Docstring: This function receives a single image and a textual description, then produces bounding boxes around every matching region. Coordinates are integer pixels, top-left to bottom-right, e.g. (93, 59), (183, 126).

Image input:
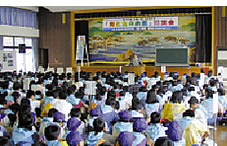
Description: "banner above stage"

(102, 17), (178, 31)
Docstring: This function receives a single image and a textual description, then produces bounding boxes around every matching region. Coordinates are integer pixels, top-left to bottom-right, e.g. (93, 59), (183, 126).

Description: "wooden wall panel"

(38, 7), (71, 69)
(214, 6), (227, 75)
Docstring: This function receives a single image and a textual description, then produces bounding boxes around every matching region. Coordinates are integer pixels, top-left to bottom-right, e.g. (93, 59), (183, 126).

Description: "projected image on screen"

(156, 48), (188, 66)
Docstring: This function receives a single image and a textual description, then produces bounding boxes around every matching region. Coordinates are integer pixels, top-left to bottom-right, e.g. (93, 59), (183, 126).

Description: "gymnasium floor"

(216, 125), (227, 145)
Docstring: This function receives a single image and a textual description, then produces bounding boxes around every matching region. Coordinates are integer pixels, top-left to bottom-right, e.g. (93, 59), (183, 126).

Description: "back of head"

(59, 91), (67, 100)
(45, 125), (60, 141)
(70, 108), (81, 118)
(13, 82), (21, 90)
(155, 137), (173, 146)
(146, 90), (158, 104)
(26, 90), (35, 99)
(217, 88), (225, 96)
(171, 91), (183, 103)
(93, 117), (105, 134)
(132, 99), (142, 110)
(205, 88), (214, 99)
(48, 108), (58, 117)
(188, 96), (199, 106)
(150, 112), (161, 123)
(18, 112), (33, 130)
(0, 136), (12, 146)
(105, 97), (116, 107)
(183, 109), (195, 117)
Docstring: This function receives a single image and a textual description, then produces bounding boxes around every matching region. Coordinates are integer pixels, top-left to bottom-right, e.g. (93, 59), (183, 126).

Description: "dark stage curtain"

(195, 14), (212, 63)
(75, 20), (89, 60)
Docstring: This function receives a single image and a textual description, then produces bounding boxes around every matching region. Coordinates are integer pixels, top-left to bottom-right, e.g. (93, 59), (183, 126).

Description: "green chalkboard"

(156, 48), (189, 66)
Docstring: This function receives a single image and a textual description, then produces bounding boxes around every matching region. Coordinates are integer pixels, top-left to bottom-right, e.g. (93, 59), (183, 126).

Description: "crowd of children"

(0, 69), (226, 146)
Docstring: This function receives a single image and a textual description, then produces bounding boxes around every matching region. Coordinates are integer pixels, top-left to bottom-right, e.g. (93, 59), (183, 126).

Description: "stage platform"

(73, 65), (207, 79)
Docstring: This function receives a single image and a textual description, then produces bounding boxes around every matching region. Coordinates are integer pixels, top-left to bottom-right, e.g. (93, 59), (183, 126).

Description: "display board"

(0, 50), (17, 71)
(89, 16), (196, 63)
(156, 48), (189, 66)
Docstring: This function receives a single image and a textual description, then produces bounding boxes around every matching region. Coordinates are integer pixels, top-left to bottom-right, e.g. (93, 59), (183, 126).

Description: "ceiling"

(14, 6), (135, 13)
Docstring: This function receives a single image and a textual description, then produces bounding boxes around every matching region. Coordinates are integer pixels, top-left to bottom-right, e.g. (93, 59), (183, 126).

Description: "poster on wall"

(89, 16), (196, 63)
(0, 50), (17, 71)
(103, 17), (178, 31)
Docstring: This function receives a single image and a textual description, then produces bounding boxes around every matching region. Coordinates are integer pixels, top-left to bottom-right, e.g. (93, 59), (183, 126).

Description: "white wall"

(0, 25), (39, 38)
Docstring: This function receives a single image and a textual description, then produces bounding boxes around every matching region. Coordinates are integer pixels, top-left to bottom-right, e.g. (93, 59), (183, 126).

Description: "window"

(25, 38), (32, 47)
(3, 37), (14, 46)
(14, 37), (24, 46)
(3, 36), (34, 72)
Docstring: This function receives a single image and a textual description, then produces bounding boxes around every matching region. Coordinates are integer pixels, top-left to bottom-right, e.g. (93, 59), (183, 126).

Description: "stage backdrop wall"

(88, 16), (196, 63)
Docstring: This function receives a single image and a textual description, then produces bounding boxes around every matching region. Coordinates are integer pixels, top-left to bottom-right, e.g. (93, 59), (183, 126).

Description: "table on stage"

(122, 64), (146, 75)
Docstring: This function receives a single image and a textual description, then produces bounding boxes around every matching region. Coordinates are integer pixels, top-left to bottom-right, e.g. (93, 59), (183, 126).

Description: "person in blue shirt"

(145, 90), (160, 117)
(66, 87), (77, 106)
(217, 88), (227, 115)
(86, 117), (106, 146)
(99, 97), (119, 133)
(113, 110), (133, 137)
(69, 108), (86, 135)
(66, 130), (87, 146)
(12, 112), (39, 146)
(132, 118), (148, 146)
(146, 112), (166, 142)
(39, 108), (58, 138)
(42, 91), (54, 106)
(136, 86), (147, 107)
(131, 99), (144, 119)
(201, 88), (215, 125)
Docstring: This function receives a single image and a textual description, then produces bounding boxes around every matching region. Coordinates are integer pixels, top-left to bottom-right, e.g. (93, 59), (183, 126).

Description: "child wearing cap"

(166, 120), (185, 146)
(146, 112), (166, 142)
(63, 117), (83, 139)
(115, 131), (136, 146)
(112, 110), (133, 137)
(69, 108), (86, 135)
(52, 112), (67, 139)
(66, 130), (86, 146)
(88, 108), (102, 130)
(132, 118), (148, 146)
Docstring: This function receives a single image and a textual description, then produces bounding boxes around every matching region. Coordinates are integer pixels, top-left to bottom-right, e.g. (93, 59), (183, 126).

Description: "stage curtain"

(0, 7), (37, 28)
(195, 14), (212, 63)
(32, 38), (38, 71)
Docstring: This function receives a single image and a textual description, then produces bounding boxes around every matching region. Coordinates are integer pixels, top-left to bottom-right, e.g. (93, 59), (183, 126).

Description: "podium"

(123, 64), (146, 75)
